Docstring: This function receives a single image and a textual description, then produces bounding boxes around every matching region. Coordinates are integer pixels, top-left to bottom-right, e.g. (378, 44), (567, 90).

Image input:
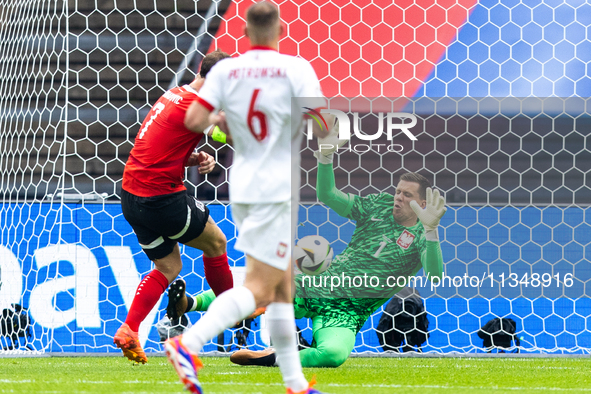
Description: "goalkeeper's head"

(245, 1), (283, 47)
(393, 172), (431, 226)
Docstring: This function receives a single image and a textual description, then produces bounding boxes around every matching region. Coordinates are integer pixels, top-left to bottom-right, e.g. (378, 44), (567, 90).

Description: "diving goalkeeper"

(167, 131), (446, 367)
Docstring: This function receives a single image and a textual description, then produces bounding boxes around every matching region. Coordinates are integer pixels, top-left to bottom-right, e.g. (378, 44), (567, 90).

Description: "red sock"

(125, 269), (169, 332)
(203, 252), (233, 296)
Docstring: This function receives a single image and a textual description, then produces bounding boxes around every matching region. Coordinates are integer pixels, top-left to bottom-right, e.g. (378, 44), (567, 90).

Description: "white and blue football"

(294, 235), (334, 276)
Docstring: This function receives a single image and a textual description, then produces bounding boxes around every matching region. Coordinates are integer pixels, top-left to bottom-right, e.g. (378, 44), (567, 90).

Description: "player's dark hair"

(199, 50), (230, 78)
(400, 172), (431, 200)
(246, 1), (279, 36)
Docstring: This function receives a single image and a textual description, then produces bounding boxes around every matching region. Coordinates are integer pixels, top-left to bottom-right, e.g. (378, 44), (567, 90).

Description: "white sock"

(181, 286), (255, 353)
(267, 302), (308, 392)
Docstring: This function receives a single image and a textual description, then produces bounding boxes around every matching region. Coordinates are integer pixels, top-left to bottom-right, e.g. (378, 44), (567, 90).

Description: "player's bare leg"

(229, 264), (292, 368)
(165, 218), (233, 321)
(248, 262), (315, 393)
(165, 255), (267, 392)
(166, 255), (315, 393)
(177, 255), (282, 347)
(167, 284), (266, 322)
(153, 244), (184, 282)
(184, 217), (233, 296)
(185, 217), (226, 257)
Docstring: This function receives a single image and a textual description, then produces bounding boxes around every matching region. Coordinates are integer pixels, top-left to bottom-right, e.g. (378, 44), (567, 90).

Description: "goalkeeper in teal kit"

(167, 131), (446, 368)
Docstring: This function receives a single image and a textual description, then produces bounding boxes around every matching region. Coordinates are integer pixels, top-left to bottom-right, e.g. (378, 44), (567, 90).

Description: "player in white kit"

(163, 2), (330, 394)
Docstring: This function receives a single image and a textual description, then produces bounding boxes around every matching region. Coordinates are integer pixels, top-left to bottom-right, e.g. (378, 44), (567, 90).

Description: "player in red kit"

(114, 50), (233, 364)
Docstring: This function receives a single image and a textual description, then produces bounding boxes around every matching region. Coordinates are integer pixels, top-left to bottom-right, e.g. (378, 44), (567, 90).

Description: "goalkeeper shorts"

(121, 189), (209, 260)
(293, 297), (365, 334)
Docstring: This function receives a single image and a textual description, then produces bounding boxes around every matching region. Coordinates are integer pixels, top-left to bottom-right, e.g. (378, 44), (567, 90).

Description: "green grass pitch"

(0, 356), (590, 394)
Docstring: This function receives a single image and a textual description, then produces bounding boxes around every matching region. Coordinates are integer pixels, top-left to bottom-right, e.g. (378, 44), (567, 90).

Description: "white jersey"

(197, 47), (324, 203)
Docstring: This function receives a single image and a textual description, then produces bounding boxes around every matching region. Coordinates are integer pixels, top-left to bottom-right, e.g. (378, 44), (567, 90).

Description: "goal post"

(1, 0), (591, 356)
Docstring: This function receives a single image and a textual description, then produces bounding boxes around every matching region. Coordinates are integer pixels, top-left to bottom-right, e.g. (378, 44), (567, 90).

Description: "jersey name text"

(163, 90), (183, 104)
(228, 67), (287, 80)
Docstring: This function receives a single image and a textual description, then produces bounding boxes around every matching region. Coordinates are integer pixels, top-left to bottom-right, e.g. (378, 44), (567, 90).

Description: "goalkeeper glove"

(410, 188), (447, 241)
(313, 117), (348, 164)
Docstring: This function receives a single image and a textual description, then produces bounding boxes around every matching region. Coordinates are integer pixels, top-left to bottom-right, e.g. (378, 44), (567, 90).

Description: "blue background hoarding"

(1, 202), (590, 354)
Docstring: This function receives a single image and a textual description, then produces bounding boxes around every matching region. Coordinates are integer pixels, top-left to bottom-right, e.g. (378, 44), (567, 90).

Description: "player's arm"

(316, 160), (356, 218)
(184, 100), (215, 133)
(420, 239), (444, 279)
(185, 63), (225, 135)
(314, 120), (356, 217)
(411, 188), (446, 279)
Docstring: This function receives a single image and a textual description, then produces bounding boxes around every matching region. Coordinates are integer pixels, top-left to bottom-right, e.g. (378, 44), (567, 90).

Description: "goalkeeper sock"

(125, 269), (169, 332)
(266, 302), (308, 392)
(203, 252), (233, 296)
(181, 286), (255, 353)
(189, 290), (216, 312)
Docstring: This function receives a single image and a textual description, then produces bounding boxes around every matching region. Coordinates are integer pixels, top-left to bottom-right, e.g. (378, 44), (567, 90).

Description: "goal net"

(1, 0), (590, 355)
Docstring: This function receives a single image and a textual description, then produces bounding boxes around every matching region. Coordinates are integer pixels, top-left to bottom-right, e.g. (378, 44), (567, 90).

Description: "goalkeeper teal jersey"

(297, 192), (426, 299)
(293, 163), (444, 332)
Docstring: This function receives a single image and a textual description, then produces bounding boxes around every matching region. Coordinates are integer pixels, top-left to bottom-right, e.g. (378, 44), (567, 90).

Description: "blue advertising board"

(1, 202), (590, 353)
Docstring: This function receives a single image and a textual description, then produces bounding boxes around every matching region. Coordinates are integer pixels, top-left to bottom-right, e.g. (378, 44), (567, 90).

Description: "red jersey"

(122, 85), (204, 197)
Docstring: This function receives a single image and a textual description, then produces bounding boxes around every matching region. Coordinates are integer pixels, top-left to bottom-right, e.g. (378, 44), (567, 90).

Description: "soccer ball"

(294, 235), (333, 276)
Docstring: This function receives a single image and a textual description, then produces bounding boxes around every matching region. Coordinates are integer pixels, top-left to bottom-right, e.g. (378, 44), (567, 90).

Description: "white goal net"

(1, 0), (590, 355)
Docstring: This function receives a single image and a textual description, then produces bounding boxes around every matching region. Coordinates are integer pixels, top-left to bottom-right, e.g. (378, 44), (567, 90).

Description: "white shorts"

(231, 201), (295, 271)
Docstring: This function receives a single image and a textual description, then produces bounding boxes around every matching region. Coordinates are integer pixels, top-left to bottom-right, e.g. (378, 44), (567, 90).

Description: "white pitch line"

(0, 379), (31, 383)
(204, 382), (591, 392)
(215, 371), (247, 375)
(325, 383), (591, 391)
(2, 379), (590, 392)
(0, 379), (178, 385)
(161, 381), (591, 392)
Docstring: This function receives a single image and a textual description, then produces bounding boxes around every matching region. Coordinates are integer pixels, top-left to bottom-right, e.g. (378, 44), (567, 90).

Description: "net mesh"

(0, 0), (590, 355)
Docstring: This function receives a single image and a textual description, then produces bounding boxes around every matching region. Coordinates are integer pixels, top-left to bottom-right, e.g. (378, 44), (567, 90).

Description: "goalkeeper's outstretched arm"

(411, 188), (446, 279)
(316, 161), (356, 217)
(420, 240), (444, 279)
(314, 117), (356, 217)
